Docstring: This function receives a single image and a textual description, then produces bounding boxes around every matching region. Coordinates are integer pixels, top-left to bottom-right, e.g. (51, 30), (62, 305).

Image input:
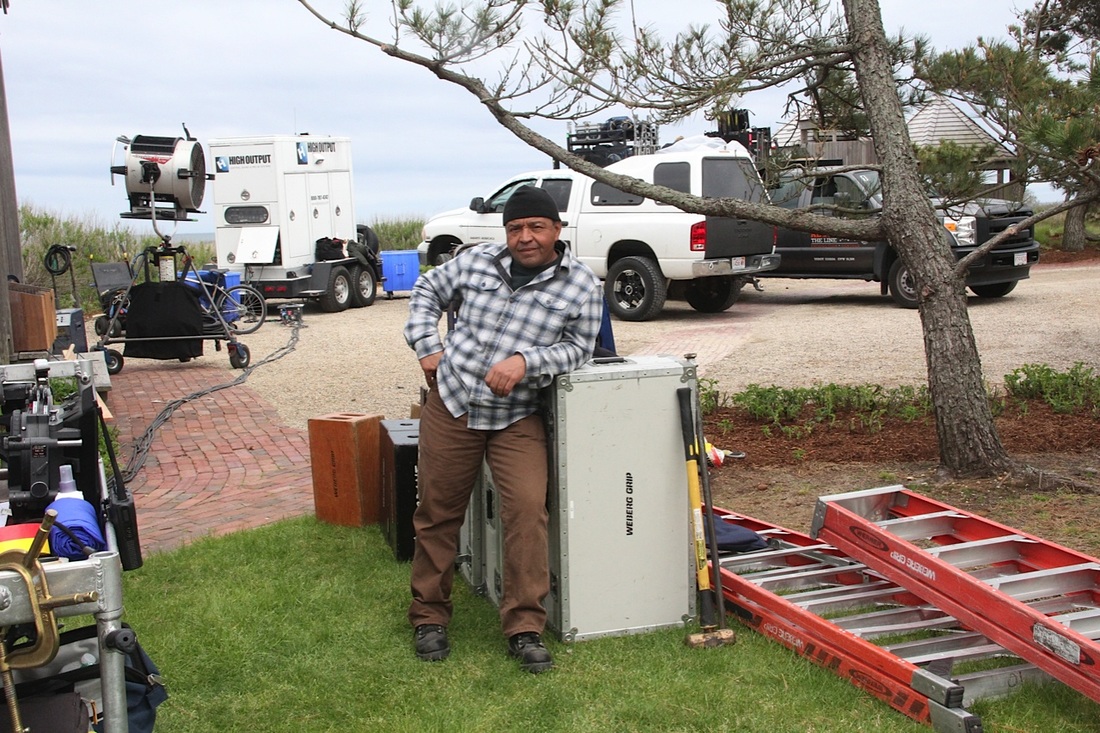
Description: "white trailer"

(210, 134), (380, 311)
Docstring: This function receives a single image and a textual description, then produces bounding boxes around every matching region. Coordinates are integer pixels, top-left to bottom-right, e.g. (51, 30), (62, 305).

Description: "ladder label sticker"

(848, 669), (892, 699)
(762, 621), (805, 651)
(889, 549), (936, 581)
(1033, 623), (1082, 665)
(850, 526), (888, 552)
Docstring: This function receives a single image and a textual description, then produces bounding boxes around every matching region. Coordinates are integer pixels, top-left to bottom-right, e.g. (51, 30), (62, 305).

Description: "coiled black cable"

(44, 244), (73, 276)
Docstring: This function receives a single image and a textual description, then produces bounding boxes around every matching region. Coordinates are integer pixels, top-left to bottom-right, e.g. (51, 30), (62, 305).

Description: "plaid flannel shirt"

(404, 241), (602, 430)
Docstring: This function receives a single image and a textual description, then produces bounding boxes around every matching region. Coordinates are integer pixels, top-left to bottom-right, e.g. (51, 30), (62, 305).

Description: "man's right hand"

(420, 352), (442, 389)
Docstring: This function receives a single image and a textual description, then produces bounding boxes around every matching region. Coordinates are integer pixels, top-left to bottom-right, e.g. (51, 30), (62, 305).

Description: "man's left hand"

(485, 354), (527, 397)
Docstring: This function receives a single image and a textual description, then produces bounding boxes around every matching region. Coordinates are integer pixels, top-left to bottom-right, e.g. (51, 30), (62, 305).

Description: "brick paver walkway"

(107, 362), (314, 555)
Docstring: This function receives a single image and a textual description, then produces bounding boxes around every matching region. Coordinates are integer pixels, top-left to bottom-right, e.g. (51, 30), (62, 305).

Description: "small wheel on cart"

(229, 343), (251, 370)
(104, 349), (124, 375)
(94, 315), (110, 336)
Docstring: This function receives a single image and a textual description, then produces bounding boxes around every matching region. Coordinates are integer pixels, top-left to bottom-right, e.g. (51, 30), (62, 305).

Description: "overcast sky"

(2, 0), (1036, 234)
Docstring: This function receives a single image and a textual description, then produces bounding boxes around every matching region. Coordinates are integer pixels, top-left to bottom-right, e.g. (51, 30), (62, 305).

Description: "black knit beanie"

(502, 185), (560, 224)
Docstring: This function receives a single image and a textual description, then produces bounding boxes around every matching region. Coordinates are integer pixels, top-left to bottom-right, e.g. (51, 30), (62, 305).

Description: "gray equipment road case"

(456, 467), (486, 594)
(545, 355), (696, 641)
(477, 461), (507, 608)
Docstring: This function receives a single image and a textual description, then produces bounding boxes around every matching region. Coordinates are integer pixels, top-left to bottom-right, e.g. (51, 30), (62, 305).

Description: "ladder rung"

(752, 564), (871, 593)
(885, 626), (991, 656)
(926, 535), (1030, 569)
(1052, 607), (1100, 637)
(793, 583), (904, 615)
(840, 611), (957, 639)
(876, 511), (967, 541)
(984, 563), (1100, 600)
(956, 663), (1052, 707)
(720, 543), (837, 568)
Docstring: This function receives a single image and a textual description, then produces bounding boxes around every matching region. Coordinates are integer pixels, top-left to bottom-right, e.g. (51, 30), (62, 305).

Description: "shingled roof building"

(774, 96), (1021, 196)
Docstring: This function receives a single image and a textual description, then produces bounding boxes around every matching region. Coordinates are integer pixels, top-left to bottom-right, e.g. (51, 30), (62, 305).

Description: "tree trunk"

(1062, 197), (1087, 252)
(843, 0), (1014, 476)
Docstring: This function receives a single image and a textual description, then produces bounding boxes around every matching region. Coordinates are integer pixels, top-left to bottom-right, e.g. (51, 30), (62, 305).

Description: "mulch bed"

(703, 400), (1100, 467)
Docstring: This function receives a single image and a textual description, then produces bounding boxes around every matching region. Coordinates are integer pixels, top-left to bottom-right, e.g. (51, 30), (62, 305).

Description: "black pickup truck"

(760, 168), (1041, 307)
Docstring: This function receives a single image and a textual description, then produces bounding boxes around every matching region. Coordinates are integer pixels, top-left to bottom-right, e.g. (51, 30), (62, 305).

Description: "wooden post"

(0, 48), (20, 364)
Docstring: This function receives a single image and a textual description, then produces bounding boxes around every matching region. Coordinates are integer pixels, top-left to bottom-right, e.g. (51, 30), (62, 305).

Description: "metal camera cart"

(0, 358), (150, 733)
(96, 127), (254, 375)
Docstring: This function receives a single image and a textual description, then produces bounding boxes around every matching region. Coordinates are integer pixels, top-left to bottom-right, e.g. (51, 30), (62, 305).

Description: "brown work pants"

(407, 389), (550, 638)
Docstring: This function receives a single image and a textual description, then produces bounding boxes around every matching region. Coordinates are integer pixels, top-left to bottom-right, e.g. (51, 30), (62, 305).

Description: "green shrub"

(730, 382), (933, 433)
(19, 204), (215, 314)
(1004, 362), (1100, 414)
(369, 217), (424, 251)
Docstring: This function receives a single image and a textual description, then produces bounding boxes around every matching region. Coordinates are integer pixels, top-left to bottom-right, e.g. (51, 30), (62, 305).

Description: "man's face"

(505, 217), (562, 268)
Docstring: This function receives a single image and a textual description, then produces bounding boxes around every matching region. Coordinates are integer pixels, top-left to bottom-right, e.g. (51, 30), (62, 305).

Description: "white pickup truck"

(418, 138), (780, 321)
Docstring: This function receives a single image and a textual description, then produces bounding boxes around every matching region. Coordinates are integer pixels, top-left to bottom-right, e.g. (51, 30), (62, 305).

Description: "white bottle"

(48, 464), (107, 558)
(55, 464), (82, 499)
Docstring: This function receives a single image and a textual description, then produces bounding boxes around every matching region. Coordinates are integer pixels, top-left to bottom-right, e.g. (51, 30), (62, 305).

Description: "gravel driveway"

(228, 262), (1100, 431)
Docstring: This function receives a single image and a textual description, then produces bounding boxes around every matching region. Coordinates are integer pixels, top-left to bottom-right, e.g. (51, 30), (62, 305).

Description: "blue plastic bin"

(179, 270), (243, 322)
(380, 250), (420, 294)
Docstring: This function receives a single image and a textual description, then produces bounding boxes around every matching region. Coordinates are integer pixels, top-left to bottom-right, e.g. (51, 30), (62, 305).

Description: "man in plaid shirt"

(404, 185), (602, 673)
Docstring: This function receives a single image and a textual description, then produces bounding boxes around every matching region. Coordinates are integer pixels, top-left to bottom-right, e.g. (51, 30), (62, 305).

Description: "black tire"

(104, 349), (123, 375)
(887, 259), (919, 309)
(969, 281), (1018, 299)
(318, 266), (352, 312)
(95, 313), (123, 338)
(357, 225), (381, 254)
(348, 264), (378, 308)
(605, 256), (667, 322)
(220, 285), (267, 334)
(684, 276), (743, 313)
(229, 343), (251, 369)
(427, 238), (459, 266)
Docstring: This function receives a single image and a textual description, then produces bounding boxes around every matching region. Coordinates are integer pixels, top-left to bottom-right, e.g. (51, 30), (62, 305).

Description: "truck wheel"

(319, 266), (352, 312)
(428, 239), (459, 266)
(348, 264), (378, 308)
(684, 276), (743, 313)
(605, 256), (667, 322)
(969, 281), (1017, 299)
(887, 260), (919, 309)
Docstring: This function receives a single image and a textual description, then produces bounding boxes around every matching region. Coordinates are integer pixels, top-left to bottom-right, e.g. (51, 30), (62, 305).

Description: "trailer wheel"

(357, 225), (381, 254)
(229, 343), (251, 369)
(348, 264), (377, 308)
(605, 256), (667, 322)
(104, 349), (124, 375)
(319, 266), (352, 312)
(684, 276), (743, 313)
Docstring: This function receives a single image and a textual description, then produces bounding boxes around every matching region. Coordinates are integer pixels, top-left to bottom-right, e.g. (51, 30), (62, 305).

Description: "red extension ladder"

(809, 485), (1100, 704)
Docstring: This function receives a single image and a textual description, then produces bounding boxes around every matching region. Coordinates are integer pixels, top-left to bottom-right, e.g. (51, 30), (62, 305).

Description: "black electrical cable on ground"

(121, 323), (303, 484)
